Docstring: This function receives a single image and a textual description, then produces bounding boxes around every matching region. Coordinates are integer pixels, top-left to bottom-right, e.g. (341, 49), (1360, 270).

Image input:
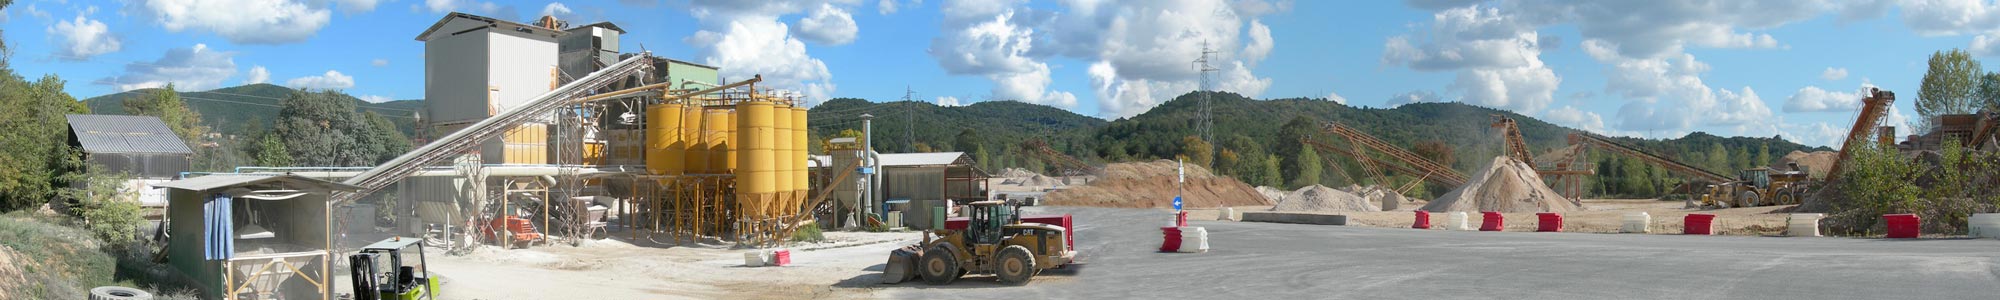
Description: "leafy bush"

(61, 168), (141, 247)
(791, 223), (826, 243)
(1825, 140), (2000, 235)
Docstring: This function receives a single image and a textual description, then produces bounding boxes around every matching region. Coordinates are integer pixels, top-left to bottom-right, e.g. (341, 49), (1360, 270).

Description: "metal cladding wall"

(704, 109), (731, 174)
(682, 106), (708, 173)
(736, 101), (777, 195)
(645, 104), (683, 175)
(86, 153), (191, 179)
(790, 107), (808, 194)
(773, 104), (796, 197)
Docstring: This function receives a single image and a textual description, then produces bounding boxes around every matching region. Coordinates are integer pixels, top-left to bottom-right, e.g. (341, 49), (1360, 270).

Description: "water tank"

(682, 105), (708, 173)
(644, 104), (683, 175)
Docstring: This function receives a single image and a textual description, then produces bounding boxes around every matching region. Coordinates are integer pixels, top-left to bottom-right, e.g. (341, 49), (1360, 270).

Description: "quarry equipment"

(893, 200), (1075, 286)
(1826, 88), (1896, 182)
(1702, 166), (1814, 208)
(1310, 122), (1470, 187)
(349, 237), (440, 300)
(1489, 115), (1595, 200)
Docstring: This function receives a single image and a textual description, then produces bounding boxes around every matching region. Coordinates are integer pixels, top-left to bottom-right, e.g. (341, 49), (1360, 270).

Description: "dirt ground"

(423, 231), (916, 300)
(1190, 198), (1797, 236)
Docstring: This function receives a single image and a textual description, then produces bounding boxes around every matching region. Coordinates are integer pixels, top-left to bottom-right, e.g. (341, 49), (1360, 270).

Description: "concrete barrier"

(1218, 207), (1238, 221)
(1972, 213), (2000, 239)
(1239, 212), (1347, 225)
(1787, 213), (1823, 237)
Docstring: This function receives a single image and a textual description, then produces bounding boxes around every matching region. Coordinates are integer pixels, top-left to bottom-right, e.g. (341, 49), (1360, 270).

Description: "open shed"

(156, 174), (363, 299)
(66, 114), (194, 207)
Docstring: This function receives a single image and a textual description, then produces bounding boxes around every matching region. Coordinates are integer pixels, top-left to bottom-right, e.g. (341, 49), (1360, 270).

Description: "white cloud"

(1387, 90), (1442, 107)
(1783, 82), (1876, 113)
(334, 0), (381, 13)
(1243, 20), (1274, 66)
(95, 44), (238, 91)
(931, 7), (1077, 108)
(1899, 0), (2000, 36)
(358, 95), (394, 103)
(21, 4), (50, 20)
(541, 2), (572, 18)
(878, 0), (899, 15)
(685, 0), (850, 105)
(287, 70), (356, 90)
(1821, 67), (1848, 81)
(142, 0), (333, 44)
(426, 0), (512, 18)
(935, 96), (962, 107)
(245, 66), (269, 84)
(796, 3), (858, 45)
(1545, 105), (1608, 134)
(1384, 5), (1559, 114)
(48, 14), (120, 60)
(371, 59), (388, 67)
(1326, 91), (1346, 105)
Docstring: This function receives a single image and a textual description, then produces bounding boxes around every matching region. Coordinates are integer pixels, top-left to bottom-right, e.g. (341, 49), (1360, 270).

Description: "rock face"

(1045, 160), (1272, 208)
(1270, 185), (1380, 213)
(1420, 156), (1581, 213)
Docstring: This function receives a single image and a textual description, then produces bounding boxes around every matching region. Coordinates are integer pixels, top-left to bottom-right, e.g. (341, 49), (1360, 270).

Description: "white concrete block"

(1621, 212), (1651, 233)
(1787, 213), (1824, 237)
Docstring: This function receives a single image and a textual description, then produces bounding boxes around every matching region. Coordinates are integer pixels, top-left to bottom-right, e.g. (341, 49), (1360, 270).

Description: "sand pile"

(1779, 150), (1837, 178)
(1343, 185), (1418, 211)
(1044, 160), (1272, 208)
(1270, 185), (1379, 212)
(1024, 175), (1061, 186)
(1255, 186), (1289, 203)
(996, 168), (1041, 178)
(1419, 156), (1580, 213)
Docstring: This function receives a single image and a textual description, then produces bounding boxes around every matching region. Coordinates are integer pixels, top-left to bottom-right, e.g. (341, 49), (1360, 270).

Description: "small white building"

(416, 12), (566, 164)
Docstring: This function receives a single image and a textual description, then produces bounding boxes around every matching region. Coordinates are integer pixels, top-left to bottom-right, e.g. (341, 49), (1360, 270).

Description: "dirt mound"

(1419, 156), (1580, 213)
(1779, 150), (1837, 178)
(1271, 185), (1379, 212)
(996, 168), (1041, 178)
(1045, 160), (1272, 208)
(1255, 186), (1288, 203)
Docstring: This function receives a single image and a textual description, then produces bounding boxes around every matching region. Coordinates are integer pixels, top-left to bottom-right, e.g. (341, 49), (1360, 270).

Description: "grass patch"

(0, 211), (194, 298)
(791, 222), (826, 243)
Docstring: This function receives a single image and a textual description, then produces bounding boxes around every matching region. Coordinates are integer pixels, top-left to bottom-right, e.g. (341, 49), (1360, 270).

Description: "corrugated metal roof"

(881, 152), (968, 167)
(155, 174), (364, 192)
(66, 114), (195, 155)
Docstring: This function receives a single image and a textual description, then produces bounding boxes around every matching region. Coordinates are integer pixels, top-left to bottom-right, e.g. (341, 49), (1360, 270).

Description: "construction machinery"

(1490, 115), (1596, 199)
(1827, 88), (1896, 182)
(1702, 166), (1815, 208)
(1308, 122), (1469, 187)
(348, 237), (440, 300)
(888, 200), (1075, 286)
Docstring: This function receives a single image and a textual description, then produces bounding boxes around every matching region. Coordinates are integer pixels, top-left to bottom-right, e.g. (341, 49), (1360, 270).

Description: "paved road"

(867, 207), (2000, 299)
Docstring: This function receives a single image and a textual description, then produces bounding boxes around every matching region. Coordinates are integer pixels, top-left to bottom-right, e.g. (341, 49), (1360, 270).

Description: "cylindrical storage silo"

(723, 110), (738, 172)
(644, 104), (684, 176)
(736, 101), (778, 218)
(704, 108), (730, 175)
(772, 104), (796, 213)
(788, 107), (810, 213)
(682, 105), (708, 173)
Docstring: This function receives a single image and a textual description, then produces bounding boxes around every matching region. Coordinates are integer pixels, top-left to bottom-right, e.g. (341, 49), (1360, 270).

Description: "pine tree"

(1261, 154), (1283, 187)
(1292, 144), (1323, 188)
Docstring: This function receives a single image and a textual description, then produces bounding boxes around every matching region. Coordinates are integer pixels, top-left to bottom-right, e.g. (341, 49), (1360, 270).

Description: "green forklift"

(349, 237), (440, 300)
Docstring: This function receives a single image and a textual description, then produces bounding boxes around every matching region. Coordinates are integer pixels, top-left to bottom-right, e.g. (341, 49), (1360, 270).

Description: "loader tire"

(919, 245), (961, 285)
(995, 245), (1038, 285)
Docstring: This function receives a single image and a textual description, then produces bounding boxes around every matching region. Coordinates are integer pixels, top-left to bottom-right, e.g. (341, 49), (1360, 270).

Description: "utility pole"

(902, 86), (917, 152)
(1194, 40), (1220, 143)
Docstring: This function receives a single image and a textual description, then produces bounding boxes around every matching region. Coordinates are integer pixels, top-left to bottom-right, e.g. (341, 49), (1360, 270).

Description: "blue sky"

(3, 0), (1995, 147)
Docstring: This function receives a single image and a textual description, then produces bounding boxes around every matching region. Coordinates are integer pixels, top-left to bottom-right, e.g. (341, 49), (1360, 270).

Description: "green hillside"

(83, 83), (421, 137)
(807, 98), (1107, 169)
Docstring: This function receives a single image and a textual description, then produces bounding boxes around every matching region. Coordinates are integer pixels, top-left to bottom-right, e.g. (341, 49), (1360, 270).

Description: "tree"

(1755, 143), (1772, 168)
(122, 83), (205, 142)
(1917, 49), (1983, 132)
(1412, 140), (1455, 168)
(953, 129), (982, 155)
(250, 133), (293, 167)
(1180, 135), (1214, 169)
(1291, 144), (1323, 188)
(1216, 148), (1241, 177)
(1261, 154), (1283, 187)
(362, 111), (411, 163)
(1978, 72), (2000, 110)
(974, 145), (992, 171)
(273, 90), (391, 167)
(0, 72), (87, 211)
(1705, 143), (1729, 174)
(1275, 116), (1318, 182)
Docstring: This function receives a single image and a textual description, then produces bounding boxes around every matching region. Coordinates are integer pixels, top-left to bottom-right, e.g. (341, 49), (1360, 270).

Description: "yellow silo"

(736, 101), (777, 218)
(723, 110), (738, 172)
(644, 104), (684, 176)
(682, 105), (708, 173)
(790, 106), (809, 212)
(704, 108), (730, 174)
(773, 104), (796, 211)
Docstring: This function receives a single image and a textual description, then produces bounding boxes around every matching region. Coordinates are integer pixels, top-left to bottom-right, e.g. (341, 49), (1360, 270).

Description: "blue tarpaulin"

(203, 193), (233, 260)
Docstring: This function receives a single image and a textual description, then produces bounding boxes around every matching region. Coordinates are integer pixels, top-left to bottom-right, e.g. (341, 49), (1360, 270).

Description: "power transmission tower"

(1194, 40), (1221, 143)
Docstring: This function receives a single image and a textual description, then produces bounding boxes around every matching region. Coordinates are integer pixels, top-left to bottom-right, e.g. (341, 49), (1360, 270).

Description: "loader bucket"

(881, 247), (922, 284)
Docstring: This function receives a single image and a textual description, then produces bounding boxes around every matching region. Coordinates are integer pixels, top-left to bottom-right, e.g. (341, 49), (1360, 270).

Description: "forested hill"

(83, 83), (421, 137)
(806, 97), (1107, 155)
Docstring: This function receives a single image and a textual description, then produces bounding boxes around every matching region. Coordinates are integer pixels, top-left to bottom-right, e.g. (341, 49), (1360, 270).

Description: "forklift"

(349, 237), (440, 300)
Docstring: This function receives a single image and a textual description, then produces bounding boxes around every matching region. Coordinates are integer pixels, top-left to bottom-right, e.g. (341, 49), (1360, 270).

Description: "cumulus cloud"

(1387, 90), (1442, 107)
(48, 14), (121, 60)
(1544, 105), (1608, 134)
(287, 70), (356, 90)
(95, 44), (238, 91)
(334, 0), (381, 14)
(1326, 91), (1346, 105)
(1783, 82), (1876, 113)
(371, 59), (389, 67)
(796, 3), (858, 45)
(142, 0), (333, 44)
(357, 95), (394, 103)
(1383, 5), (1559, 114)
(684, 0), (852, 105)
(245, 66), (269, 84)
(541, 2), (572, 18)
(878, 0), (899, 15)
(933, 0), (1277, 118)
(935, 96), (962, 107)
(1821, 67), (1847, 81)
(1579, 39), (1776, 135)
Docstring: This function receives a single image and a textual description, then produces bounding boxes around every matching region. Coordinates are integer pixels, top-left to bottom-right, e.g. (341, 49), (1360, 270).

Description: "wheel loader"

(882, 200), (1075, 286)
(1700, 166), (1814, 209)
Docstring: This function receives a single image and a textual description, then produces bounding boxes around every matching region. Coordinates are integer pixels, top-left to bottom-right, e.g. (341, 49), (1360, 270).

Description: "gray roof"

(880, 152), (971, 167)
(155, 174), (364, 192)
(415, 12), (567, 42)
(66, 114), (194, 155)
